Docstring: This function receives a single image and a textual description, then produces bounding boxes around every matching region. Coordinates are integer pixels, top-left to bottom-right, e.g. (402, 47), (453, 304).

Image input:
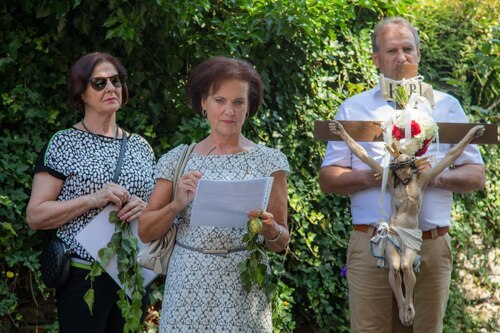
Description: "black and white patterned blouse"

(155, 144), (290, 333)
(34, 128), (155, 261)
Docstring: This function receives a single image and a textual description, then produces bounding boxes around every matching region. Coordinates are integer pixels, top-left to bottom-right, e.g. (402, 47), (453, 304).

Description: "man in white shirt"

(318, 17), (485, 332)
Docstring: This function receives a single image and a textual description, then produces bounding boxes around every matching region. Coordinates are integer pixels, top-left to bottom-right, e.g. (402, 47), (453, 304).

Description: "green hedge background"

(0, 0), (497, 332)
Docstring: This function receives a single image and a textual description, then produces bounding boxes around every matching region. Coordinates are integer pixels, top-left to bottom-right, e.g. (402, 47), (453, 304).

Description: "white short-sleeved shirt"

(321, 85), (483, 230)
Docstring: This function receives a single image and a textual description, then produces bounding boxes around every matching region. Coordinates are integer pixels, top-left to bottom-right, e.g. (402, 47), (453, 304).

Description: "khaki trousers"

(347, 229), (452, 333)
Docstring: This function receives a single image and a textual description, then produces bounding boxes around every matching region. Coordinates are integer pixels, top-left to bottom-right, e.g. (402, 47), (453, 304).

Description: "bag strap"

(112, 129), (127, 183)
(171, 143), (196, 202)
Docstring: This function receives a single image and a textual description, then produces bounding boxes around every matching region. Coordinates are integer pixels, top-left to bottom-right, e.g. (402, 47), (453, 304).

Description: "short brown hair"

(372, 17), (420, 52)
(68, 52), (128, 111)
(186, 56), (263, 117)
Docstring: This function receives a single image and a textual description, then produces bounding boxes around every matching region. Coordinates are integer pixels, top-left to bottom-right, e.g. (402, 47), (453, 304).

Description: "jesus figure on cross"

(328, 119), (485, 326)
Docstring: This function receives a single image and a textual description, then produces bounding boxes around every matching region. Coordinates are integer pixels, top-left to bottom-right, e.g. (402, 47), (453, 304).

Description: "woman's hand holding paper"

(175, 171), (202, 209)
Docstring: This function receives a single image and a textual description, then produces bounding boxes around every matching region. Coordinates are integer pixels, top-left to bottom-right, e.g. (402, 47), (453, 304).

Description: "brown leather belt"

(422, 226), (449, 240)
(176, 242), (247, 255)
(354, 224), (449, 240)
(353, 224), (377, 235)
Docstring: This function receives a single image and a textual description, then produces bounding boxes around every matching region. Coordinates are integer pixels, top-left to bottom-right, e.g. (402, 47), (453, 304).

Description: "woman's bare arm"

(26, 172), (128, 230)
(249, 171), (289, 252)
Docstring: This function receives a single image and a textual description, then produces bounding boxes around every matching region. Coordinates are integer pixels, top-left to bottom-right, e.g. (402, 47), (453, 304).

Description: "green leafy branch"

(84, 210), (145, 333)
(394, 85), (410, 109)
(238, 211), (277, 302)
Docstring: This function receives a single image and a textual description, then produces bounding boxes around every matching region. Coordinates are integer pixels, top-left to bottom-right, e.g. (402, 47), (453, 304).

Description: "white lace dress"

(155, 144), (290, 333)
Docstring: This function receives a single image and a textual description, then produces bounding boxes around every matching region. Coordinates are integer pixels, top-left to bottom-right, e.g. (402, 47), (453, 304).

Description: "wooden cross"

(314, 64), (498, 144)
(316, 64), (497, 332)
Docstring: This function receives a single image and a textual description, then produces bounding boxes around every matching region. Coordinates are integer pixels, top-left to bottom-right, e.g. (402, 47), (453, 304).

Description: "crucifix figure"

(317, 17), (495, 333)
(328, 119), (485, 326)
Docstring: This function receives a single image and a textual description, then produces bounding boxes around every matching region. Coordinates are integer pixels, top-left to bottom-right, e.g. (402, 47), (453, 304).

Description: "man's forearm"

(431, 164), (485, 193)
(319, 166), (380, 195)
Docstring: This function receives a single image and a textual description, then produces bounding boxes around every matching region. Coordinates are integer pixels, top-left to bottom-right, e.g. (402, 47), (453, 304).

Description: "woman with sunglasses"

(139, 56), (290, 332)
(26, 52), (155, 332)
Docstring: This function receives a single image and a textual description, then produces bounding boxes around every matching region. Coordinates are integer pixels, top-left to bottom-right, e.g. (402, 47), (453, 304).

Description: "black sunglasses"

(88, 74), (124, 91)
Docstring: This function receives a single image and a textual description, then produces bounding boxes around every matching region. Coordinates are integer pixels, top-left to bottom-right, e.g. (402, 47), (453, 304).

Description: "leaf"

(87, 262), (103, 277)
(108, 210), (121, 224)
(394, 85), (409, 108)
(265, 282), (277, 301)
(83, 289), (95, 315)
(97, 247), (114, 266)
(0, 222), (17, 236)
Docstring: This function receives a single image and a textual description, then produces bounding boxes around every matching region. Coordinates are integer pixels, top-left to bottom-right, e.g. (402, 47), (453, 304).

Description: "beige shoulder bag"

(137, 143), (196, 275)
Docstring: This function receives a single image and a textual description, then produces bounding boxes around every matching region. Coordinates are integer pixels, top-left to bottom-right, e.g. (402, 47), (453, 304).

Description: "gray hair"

(372, 17), (420, 52)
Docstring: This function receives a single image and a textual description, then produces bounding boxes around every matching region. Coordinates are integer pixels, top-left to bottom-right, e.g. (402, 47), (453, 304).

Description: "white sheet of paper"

(75, 205), (157, 297)
(189, 177), (274, 228)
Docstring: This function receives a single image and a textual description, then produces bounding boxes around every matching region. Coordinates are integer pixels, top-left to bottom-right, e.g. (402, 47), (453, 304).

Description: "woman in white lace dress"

(139, 56), (290, 332)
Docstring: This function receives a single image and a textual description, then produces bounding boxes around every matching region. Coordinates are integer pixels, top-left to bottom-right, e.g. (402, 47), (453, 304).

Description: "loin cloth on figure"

(370, 225), (422, 273)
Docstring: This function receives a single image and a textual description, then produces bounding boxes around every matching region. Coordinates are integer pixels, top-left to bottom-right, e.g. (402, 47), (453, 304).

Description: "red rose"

(392, 125), (404, 139)
(392, 121), (421, 140)
(410, 121), (421, 137)
(416, 146), (428, 156)
(416, 138), (432, 156)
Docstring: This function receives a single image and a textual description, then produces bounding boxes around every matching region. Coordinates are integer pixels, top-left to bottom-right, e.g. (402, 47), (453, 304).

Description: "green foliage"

(239, 213), (276, 301)
(84, 210), (145, 332)
(0, 0), (496, 331)
(393, 85), (410, 109)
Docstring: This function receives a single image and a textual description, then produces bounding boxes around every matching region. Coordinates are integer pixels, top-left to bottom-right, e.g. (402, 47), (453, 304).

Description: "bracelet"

(265, 223), (283, 243)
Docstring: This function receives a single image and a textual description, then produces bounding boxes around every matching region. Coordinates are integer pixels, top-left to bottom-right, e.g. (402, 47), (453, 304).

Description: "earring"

(202, 108), (207, 117)
(245, 111), (249, 119)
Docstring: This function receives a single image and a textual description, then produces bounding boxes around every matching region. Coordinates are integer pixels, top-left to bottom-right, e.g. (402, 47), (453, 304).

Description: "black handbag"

(40, 236), (71, 288)
(39, 130), (127, 288)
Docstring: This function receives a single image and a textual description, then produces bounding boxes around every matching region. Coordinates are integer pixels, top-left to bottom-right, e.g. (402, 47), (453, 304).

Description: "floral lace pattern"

(156, 144), (290, 332)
